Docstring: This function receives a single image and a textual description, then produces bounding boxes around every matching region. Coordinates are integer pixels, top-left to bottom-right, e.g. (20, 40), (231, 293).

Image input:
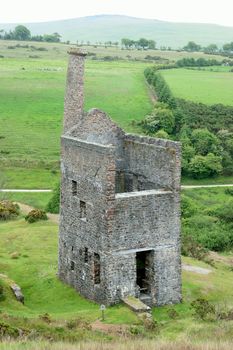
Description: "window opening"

(72, 180), (77, 196)
(94, 253), (100, 284)
(80, 201), (87, 219)
(84, 247), (88, 263)
(71, 261), (75, 271)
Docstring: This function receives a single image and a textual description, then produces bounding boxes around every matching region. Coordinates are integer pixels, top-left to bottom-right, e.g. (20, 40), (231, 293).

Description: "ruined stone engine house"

(58, 48), (182, 306)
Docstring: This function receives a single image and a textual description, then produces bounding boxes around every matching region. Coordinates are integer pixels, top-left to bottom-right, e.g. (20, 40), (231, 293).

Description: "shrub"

(198, 226), (231, 251)
(183, 213), (233, 251)
(0, 281), (5, 302)
(46, 183), (60, 214)
(213, 199), (233, 223)
(189, 153), (222, 178)
(191, 298), (215, 321)
(154, 129), (170, 139)
(39, 313), (52, 323)
(181, 195), (197, 218)
(0, 200), (20, 221)
(225, 188), (233, 196)
(191, 128), (220, 156)
(167, 308), (179, 319)
(25, 209), (48, 223)
(0, 321), (20, 338)
(182, 234), (208, 261)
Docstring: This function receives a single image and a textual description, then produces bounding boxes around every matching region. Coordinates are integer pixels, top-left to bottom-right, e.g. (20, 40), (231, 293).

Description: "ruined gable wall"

(124, 134), (181, 190)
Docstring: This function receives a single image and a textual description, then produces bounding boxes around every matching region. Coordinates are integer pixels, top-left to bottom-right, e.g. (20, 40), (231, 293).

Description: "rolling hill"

(1, 15), (233, 48)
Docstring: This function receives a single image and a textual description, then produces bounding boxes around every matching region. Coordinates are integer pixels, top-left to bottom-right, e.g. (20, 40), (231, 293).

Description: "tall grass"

(0, 341), (233, 350)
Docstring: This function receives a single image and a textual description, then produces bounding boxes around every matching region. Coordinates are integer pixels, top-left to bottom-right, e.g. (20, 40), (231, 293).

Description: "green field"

(161, 68), (233, 106)
(0, 41), (155, 188)
(0, 58), (151, 165)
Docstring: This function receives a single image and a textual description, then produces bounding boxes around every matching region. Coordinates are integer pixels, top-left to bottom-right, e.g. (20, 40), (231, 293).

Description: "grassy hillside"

(1, 188), (233, 345)
(1, 15), (233, 48)
(161, 68), (233, 105)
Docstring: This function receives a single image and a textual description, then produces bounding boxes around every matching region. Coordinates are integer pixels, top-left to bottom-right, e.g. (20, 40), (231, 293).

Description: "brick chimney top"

(67, 48), (87, 56)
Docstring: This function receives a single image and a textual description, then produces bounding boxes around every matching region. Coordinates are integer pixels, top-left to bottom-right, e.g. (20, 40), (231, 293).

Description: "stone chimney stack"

(63, 48), (87, 133)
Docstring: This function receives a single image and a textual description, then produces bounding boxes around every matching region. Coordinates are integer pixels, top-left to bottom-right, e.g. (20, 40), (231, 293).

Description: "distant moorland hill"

(1, 15), (233, 48)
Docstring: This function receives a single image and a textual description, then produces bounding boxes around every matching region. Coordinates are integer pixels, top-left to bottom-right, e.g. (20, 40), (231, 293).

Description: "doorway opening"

(136, 250), (153, 295)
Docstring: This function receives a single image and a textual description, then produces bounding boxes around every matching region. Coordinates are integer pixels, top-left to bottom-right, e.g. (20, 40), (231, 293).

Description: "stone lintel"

(112, 244), (175, 256)
(115, 189), (173, 199)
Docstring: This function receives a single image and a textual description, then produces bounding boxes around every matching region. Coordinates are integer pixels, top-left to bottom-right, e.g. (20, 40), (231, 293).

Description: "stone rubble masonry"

(58, 48), (182, 306)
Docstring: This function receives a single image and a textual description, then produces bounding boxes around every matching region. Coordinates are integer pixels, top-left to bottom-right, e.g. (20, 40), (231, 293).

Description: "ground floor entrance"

(136, 250), (153, 295)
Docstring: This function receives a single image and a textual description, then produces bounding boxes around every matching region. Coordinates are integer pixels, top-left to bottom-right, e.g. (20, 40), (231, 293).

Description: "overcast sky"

(0, 0), (233, 27)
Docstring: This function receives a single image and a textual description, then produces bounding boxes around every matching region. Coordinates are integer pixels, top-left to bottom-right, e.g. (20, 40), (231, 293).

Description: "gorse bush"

(181, 234), (208, 262)
(213, 199), (233, 223)
(191, 298), (215, 321)
(0, 321), (20, 338)
(46, 182), (60, 214)
(181, 189), (233, 253)
(225, 188), (233, 196)
(0, 281), (5, 302)
(181, 195), (197, 218)
(183, 215), (233, 251)
(25, 209), (48, 223)
(0, 200), (20, 220)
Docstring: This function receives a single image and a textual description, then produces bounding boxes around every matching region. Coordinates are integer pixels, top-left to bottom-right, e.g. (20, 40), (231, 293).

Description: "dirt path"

(182, 264), (212, 275)
(91, 320), (129, 336)
(0, 189), (52, 192)
(17, 202), (59, 224)
(146, 81), (157, 105)
(181, 184), (233, 189)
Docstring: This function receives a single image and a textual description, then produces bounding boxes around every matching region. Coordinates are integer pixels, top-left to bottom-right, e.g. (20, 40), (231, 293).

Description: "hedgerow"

(143, 66), (233, 178)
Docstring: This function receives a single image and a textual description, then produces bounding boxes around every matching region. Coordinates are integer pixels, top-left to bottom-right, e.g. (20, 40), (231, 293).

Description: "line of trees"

(183, 40), (233, 55)
(0, 25), (61, 43)
(121, 38), (156, 50)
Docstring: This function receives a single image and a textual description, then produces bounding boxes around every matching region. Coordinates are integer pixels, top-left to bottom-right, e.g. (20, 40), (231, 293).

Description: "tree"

(155, 108), (175, 134)
(189, 153), (222, 178)
(183, 41), (201, 52)
(204, 44), (218, 54)
(13, 25), (31, 41)
(223, 42), (233, 53)
(182, 144), (195, 174)
(31, 35), (43, 42)
(43, 32), (61, 42)
(148, 40), (156, 50)
(191, 128), (220, 156)
(138, 38), (149, 49)
(121, 38), (134, 49)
